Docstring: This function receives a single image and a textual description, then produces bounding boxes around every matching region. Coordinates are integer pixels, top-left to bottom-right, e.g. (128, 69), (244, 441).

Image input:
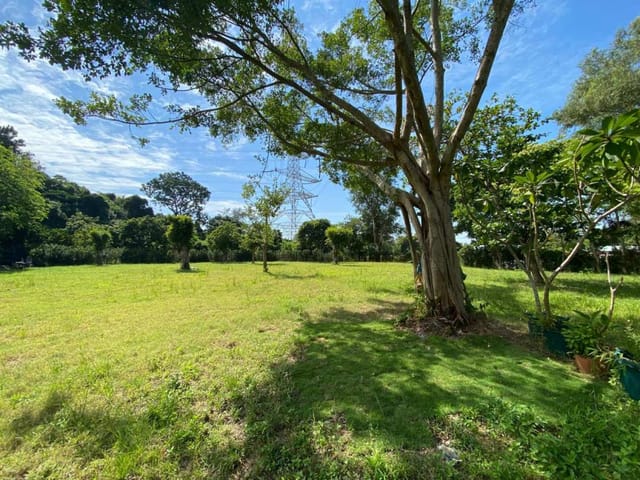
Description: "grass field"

(1, 262), (639, 479)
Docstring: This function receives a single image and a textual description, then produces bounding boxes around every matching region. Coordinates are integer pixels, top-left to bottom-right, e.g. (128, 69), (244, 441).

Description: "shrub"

(30, 243), (93, 266)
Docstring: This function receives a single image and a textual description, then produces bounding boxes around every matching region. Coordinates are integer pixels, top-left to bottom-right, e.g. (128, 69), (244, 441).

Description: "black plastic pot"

(525, 312), (543, 338)
(543, 328), (569, 357)
(541, 316), (570, 357)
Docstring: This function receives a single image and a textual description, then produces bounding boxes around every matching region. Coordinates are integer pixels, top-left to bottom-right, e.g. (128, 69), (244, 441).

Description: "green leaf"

(513, 175), (529, 185)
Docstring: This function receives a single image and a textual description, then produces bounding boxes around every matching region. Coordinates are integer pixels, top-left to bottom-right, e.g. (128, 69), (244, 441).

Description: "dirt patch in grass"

(398, 313), (543, 353)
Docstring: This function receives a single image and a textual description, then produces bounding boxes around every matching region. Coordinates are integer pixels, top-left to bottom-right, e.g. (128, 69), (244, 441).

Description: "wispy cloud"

(0, 52), (174, 194)
(205, 200), (245, 216)
(208, 169), (249, 181)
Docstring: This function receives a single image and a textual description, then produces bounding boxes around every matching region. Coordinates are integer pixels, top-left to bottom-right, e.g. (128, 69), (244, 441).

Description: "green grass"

(1, 262), (639, 479)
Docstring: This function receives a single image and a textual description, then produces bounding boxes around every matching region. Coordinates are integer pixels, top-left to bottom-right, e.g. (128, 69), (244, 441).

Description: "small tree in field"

(166, 215), (194, 271)
(89, 228), (111, 265)
(242, 181), (288, 273)
(325, 226), (353, 264)
(518, 110), (640, 321)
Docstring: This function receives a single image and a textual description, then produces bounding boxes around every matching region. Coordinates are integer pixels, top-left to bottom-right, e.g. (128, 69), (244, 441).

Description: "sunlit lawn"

(1, 262), (639, 479)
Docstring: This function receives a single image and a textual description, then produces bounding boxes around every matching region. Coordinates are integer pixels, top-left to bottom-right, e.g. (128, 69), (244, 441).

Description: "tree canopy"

(325, 225), (353, 264)
(141, 171), (210, 223)
(0, 125), (26, 153)
(242, 180), (289, 272)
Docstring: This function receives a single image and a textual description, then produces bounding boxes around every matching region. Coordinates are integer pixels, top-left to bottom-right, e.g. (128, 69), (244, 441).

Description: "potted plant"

(563, 310), (611, 376)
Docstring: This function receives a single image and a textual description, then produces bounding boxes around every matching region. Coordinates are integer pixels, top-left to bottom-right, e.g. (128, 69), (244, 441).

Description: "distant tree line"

(0, 127), (409, 267)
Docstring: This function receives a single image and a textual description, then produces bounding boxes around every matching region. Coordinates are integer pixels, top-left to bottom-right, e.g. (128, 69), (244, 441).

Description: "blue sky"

(0, 1), (638, 234)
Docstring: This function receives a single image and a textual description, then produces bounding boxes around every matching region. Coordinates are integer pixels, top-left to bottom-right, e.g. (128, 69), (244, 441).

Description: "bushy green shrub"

(31, 243), (93, 266)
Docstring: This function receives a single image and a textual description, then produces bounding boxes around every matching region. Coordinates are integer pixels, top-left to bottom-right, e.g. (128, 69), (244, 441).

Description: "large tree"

(121, 195), (154, 219)
(141, 171), (210, 224)
(207, 220), (241, 262)
(453, 97), (561, 284)
(1, 0), (518, 324)
(554, 17), (640, 128)
(325, 225), (354, 264)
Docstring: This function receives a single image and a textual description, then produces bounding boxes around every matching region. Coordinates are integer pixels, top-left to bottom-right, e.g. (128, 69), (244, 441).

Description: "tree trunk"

(411, 181), (468, 324)
(180, 247), (190, 271)
(262, 220), (269, 273)
(393, 175), (468, 325)
(589, 243), (601, 273)
(262, 242), (268, 272)
(525, 252), (545, 285)
(491, 247), (503, 269)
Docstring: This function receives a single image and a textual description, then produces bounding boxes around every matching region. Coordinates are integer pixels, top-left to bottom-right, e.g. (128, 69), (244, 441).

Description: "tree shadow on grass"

(8, 390), (140, 464)
(226, 300), (598, 478)
(176, 268), (206, 274)
(553, 276), (640, 297)
(5, 300), (626, 478)
(5, 383), (243, 478)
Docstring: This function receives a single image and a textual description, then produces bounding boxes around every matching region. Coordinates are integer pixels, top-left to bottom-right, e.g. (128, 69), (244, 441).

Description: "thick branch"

(378, 0), (440, 171)
(442, 0), (515, 171)
(430, 0), (445, 146)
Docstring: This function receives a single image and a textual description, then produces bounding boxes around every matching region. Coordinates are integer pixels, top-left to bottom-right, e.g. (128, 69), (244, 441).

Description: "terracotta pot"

(574, 355), (608, 377)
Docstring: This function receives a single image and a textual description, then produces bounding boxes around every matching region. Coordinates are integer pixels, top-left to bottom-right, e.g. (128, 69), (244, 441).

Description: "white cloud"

(0, 53), (175, 194)
(208, 169), (249, 181)
(205, 200), (245, 216)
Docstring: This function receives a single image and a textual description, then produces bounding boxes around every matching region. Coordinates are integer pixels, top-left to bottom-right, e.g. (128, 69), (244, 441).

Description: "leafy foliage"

(242, 180), (288, 272)
(206, 220), (241, 261)
(324, 225), (353, 264)
(89, 227), (111, 265)
(564, 310), (611, 356)
(0, 145), (48, 262)
(141, 171), (210, 224)
(296, 219), (331, 259)
(0, 124), (26, 153)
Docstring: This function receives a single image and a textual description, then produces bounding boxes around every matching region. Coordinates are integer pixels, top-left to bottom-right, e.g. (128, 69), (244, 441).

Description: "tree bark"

(402, 171), (468, 324)
(180, 247), (190, 271)
(262, 243), (268, 272)
(421, 184), (468, 323)
(399, 203), (419, 279)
